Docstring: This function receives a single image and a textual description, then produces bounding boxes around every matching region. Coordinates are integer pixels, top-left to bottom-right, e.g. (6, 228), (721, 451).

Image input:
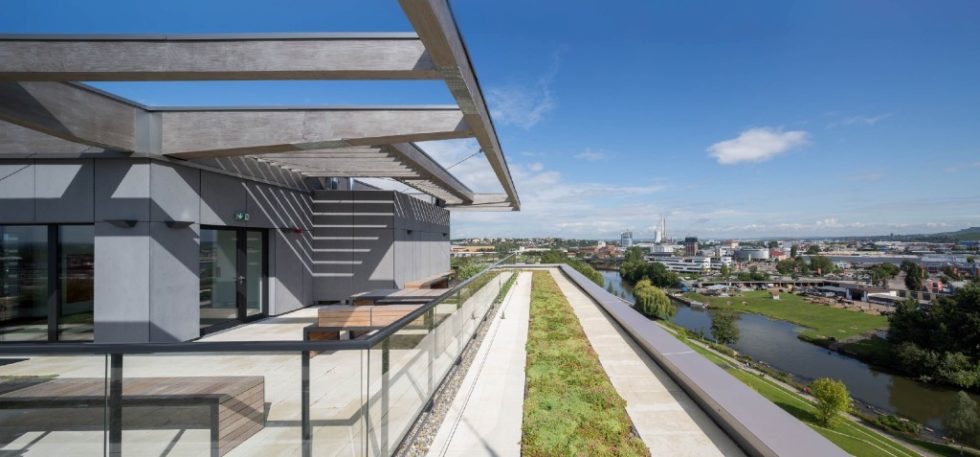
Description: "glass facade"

(59, 225), (95, 341)
(0, 224), (93, 342)
(0, 226), (48, 342)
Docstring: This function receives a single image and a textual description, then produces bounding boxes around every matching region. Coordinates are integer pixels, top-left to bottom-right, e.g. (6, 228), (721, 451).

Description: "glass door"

(245, 230), (266, 318)
(200, 227), (266, 333)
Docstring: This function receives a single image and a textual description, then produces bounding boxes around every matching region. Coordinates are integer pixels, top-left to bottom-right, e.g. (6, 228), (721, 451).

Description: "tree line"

(774, 255), (837, 276)
(538, 250), (605, 287)
(887, 284), (980, 389)
(619, 260), (681, 288)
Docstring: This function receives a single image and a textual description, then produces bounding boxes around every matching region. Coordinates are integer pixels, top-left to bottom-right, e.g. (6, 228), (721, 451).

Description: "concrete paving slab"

(548, 269), (745, 457)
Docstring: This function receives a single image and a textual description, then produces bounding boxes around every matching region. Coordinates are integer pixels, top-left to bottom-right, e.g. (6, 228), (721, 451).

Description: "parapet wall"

(553, 264), (848, 457)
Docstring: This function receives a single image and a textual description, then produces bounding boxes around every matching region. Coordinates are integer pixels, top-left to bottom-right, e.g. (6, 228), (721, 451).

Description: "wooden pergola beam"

(0, 33), (438, 81)
(158, 107), (471, 158)
(0, 81), (143, 151)
(387, 143), (473, 203)
(0, 82), (472, 159)
(400, 0), (520, 210)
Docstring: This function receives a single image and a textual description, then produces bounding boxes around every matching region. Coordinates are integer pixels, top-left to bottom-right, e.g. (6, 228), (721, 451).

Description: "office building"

(684, 237), (699, 257)
(621, 230), (633, 248)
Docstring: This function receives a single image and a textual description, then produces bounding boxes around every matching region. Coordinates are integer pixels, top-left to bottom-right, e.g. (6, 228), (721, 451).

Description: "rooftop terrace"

(0, 259), (848, 456)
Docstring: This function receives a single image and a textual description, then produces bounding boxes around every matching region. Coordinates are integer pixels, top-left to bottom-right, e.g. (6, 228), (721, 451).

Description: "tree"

(790, 244), (799, 258)
(809, 255), (836, 276)
(540, 249), (566, 264)
(902, 260), (925, 291)
(710, 308), (740, 345)
(807, 245), (821, 255)
(539, 249), (604, 286)
(620, 260), (680, 288)
(810, 378), (852, 427)
(768, 240), (779, 249)
(776, 259), (797, 275)
(720, 264), (731, 277)
(945, 391), (979, 453)
(625, 246), (645, 263)
(869, 263), (900, 288)
(888, 286), (980, 387)
(633, 279), (675, 320)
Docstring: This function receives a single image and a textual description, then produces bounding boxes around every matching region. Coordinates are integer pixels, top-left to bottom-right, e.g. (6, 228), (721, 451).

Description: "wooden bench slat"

(0, 376), (265, 457)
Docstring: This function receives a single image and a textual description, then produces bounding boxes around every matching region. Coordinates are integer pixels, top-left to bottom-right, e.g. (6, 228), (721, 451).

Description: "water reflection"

(600, 270), (978, 430)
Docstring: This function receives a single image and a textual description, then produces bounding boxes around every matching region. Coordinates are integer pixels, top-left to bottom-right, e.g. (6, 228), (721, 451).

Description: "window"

(0, 225), (94, 343)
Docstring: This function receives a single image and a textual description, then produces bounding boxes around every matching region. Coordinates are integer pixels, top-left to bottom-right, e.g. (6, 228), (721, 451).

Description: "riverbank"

(684, 290), (888, 341)
(660, 322), (979, 457)
(600, 270), (980, 431)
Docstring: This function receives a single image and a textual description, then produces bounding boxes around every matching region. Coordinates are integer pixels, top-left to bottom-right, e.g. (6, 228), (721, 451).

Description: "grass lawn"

(686, 290), (887, 340)
(522, 271), (649, 457)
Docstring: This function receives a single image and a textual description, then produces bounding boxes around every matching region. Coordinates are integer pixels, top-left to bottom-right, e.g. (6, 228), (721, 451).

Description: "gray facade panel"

(274, 229), (309, 313)
(94, 158), (149, 222)
(149, 222), (200, 342)
(94, 221), (150, 343)
(200, 170), (246, 226)
(150, 161), (200, 223)
(0, 161), (35, 222)
(245, 181), (276, 229)
(352, 229), (396, 292)
(35, 160), (94, 222)
(312, 191), (352, 302)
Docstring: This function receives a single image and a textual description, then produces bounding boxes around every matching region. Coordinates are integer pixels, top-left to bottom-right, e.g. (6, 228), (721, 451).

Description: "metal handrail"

(0, 253), (515, 355)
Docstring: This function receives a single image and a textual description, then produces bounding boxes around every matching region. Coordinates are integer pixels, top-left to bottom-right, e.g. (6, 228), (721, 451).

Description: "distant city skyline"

(6, 0), (978, 238)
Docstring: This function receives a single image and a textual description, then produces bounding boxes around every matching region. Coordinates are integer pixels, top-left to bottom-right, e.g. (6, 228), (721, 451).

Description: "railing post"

(301, 350), (311, 457)
(381, 338), (390, 455)
(108, 353), (123, 457)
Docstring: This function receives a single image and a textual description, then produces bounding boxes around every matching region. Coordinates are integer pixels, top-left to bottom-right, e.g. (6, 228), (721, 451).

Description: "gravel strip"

(394, 272), (519, 457)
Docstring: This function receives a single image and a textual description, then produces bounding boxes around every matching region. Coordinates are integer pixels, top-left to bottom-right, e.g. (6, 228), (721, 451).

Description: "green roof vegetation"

(522, 271), (648, 456)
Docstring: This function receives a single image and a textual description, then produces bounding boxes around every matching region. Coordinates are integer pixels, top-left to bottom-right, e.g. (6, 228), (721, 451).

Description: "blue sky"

(5, 1), (980, 239)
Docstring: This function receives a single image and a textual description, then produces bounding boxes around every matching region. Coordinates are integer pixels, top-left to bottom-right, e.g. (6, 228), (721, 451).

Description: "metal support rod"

(381, 338), (390, 455)
(301, 350), (311, 457)
(108, 353), (123, 457)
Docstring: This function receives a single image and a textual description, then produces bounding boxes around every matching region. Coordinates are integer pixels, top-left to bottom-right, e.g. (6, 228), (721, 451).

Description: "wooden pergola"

(0, 0), (519, 210)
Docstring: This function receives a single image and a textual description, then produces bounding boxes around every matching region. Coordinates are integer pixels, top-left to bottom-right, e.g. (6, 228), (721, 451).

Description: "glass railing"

(0, 254), (516, 457)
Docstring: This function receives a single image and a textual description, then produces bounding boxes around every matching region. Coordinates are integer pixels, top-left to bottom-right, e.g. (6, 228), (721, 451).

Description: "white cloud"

(816, 217), (841, 227)
(707, 127), (809, 165)
(829, 113), (891, 128)
(528, 162), (544, 172)
(487, 55), (559, 130)
(944, 161), (980, 173)
(574, 149), (607, 161)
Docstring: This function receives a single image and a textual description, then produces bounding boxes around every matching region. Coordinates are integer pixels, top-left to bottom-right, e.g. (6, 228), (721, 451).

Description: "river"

(600, 270), (978, 431)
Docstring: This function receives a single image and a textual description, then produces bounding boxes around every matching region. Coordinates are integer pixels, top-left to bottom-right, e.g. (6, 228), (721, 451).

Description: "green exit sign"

(235, 211), (250, 222)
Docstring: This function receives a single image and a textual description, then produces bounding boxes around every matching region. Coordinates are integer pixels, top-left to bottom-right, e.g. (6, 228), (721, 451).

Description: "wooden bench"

(351, 288), (446, 306)
(405, 271), (452, 289)
(0, 376), (265, 457)
(305, 305), (422, 341)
